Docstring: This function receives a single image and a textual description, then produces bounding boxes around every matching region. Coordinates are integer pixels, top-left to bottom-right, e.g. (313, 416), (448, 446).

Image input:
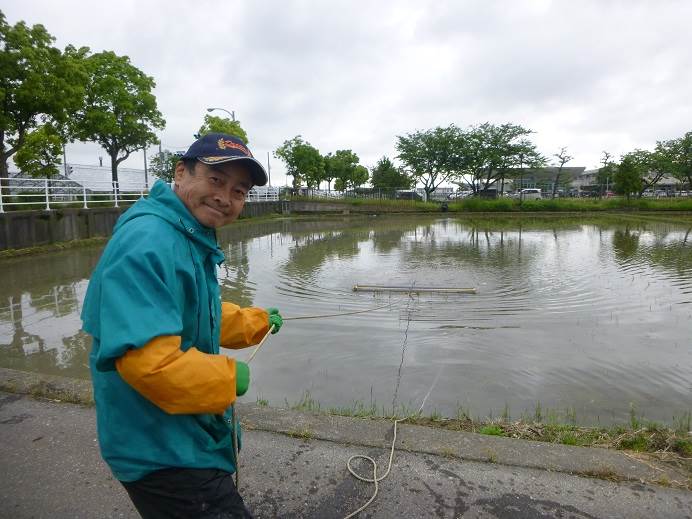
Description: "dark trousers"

(122, 468), (253, 519)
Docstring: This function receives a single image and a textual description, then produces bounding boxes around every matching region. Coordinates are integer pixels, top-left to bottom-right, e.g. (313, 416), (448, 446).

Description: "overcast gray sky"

(5, 0), (692, 186)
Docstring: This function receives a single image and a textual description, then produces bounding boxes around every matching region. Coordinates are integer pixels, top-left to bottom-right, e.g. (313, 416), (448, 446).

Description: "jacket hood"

(115, 180), (225, 264)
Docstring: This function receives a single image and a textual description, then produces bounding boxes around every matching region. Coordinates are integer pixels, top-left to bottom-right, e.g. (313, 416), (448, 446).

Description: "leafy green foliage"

(396, 123), (542, 197)
(14, 124), (64, 177)
(198, 114), (248, 143)
(0, 11), (87, 176)
(614, 154), (644, 200)
(148, 150), (180, 183)
(73, 50), (165, 183)
(464, 123), (542, 193)
(275, 136), (324, 188)
(396, 125), (463, 197)
(596, 151), (617, 195)
(668, 131), (692, 188)
(326, 149), (367, 190)
(370, 156), (412, 190)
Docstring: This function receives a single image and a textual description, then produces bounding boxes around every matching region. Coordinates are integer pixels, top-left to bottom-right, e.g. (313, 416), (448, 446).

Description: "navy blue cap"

(182, 133), (268, 186)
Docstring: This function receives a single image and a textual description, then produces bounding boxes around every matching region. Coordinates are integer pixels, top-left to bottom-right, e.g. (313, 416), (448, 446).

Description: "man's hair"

(182, 158), (197, 175)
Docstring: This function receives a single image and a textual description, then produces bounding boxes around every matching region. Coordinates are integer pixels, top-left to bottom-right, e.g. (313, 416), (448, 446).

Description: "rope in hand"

(231, 294), (416, 519)
(231, 297), (401, 490)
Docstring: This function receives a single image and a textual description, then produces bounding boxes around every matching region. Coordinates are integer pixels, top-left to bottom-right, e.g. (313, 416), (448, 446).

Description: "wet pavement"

(1, 376), (690, 518)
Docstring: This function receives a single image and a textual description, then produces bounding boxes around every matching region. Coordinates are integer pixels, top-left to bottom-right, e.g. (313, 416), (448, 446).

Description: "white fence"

(0, 177), (279, 212)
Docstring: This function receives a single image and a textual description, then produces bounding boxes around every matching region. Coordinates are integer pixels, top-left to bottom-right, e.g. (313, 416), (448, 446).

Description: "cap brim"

(198, 156), (268, 186)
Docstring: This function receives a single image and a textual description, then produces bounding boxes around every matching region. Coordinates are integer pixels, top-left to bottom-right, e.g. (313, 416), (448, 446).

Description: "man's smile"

(204, 203), (228, 217)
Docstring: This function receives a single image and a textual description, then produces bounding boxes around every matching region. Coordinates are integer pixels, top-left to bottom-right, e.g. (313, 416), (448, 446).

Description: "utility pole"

(267, 151), (271, 186)
(63, 145), (68, 177)
(143, 147), (149, 189)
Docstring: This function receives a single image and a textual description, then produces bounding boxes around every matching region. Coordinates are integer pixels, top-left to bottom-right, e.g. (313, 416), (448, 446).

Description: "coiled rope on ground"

(233, 295), (434, 518)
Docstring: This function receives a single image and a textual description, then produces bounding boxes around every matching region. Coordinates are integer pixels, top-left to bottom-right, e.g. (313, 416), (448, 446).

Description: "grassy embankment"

(291, 195), (692, 213)
(4, 197), (691, 258)
(0, 236), (111, 259)
(264, 391), (692, 481)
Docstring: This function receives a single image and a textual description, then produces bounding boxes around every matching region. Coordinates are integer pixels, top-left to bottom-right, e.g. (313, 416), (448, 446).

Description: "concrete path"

(1, 389), (691, 519)
(0, 393), (692, 519)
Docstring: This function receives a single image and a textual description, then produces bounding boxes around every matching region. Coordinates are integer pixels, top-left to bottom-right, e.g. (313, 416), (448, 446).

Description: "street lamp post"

(207, 107), (235, 121)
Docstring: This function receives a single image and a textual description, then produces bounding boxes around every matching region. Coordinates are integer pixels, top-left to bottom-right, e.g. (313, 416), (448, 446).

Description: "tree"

(620, 148), (670, 197)
(396, 125), (464, 198)
(644, 139), (678, 196)
(502, 139), (545, 195)
(0, 12), (87, 181)
(197, 114), (248, 143)
(596, 151), (616, 196)
(551, 147), (573, 198)
(669, 131), (692, 190)
(148, 149), (180, 183)
(274, 135), (324, 189)
(461, 123), (538, 194)
(613, 155), (642, 201)
(325, 149), (362, 191)
(14, 124), (64, 178)
(73, 51), (165, 186)
(370, 156), (412, 191)
(351, 165), (369, 189)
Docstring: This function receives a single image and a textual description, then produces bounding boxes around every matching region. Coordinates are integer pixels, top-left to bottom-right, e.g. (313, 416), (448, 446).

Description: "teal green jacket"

(81, 180), (238, 482)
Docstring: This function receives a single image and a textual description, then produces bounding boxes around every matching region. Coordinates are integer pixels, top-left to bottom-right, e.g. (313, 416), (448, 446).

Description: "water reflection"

(613, 227), (640, 260)
(0, 246), (100, 378)
(1, 216), (690, 425)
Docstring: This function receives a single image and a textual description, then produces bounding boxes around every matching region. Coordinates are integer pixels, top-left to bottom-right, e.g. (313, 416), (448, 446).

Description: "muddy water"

(1, 215), (690, 425)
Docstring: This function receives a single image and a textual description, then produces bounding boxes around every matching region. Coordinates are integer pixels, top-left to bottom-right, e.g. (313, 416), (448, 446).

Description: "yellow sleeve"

(116, 335), (237, 415)
(220, 302), (269, 349)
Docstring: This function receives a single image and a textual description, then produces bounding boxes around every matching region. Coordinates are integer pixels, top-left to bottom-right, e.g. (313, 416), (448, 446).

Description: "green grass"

(289, 195), (440, 212)
(0, 236), (109, 259)
(286, 194), (692, 213)
(283, 395), (692, 464)
(449, 196), (692, 213)
(479, 424), (505, 436)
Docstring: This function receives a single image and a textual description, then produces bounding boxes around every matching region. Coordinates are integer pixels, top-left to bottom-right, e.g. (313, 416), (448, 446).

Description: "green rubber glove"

(267, 307), (283, 335)
(235, 361), (250, 397)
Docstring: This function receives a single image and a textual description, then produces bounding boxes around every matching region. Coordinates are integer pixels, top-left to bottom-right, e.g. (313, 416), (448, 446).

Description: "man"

(81, 133), (283, 518)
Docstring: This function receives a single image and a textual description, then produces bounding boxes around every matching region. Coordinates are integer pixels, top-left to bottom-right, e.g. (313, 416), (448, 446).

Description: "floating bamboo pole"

(352, 285), (477, 294)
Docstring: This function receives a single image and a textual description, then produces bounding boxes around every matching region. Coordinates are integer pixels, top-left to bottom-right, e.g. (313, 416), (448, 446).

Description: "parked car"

(447, 191), (472, 200)
(395, 190), (423, 201)
(517, 188), (542, 200)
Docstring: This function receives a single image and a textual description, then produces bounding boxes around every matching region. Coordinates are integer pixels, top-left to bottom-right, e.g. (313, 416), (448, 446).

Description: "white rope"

(343, 416), (408, 519)
(230, 296), (419, 511)
(283, 298), (402, 321)
(245, 324), (275, 363)
(343, 367), (442, 518)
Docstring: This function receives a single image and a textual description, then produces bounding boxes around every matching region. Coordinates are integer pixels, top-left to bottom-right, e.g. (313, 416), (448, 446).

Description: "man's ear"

(174, 161), (186, 185)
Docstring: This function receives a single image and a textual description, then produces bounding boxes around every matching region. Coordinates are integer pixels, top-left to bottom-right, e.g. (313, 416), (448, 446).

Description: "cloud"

(3, 0), (691, 181)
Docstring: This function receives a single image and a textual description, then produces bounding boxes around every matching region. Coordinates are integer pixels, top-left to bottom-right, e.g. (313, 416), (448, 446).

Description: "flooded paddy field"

(1, 214), (690, 426)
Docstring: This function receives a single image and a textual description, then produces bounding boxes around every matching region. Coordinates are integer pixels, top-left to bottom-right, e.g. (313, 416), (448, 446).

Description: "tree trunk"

(0, 154), (8, 194)
(1, 131), (12, 193)
(110, 151), (120, 198)
(552, 170), (562, 198)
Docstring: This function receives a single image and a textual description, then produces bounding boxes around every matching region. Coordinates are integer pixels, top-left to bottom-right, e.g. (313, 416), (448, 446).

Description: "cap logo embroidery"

(217, 138), (252, 157)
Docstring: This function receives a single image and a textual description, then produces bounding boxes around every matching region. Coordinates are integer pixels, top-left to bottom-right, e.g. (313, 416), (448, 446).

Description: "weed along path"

(1, 388), (691, 518)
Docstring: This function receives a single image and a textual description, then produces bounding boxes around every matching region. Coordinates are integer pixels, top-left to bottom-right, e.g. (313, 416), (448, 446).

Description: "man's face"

(174, 160), (252, 228)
